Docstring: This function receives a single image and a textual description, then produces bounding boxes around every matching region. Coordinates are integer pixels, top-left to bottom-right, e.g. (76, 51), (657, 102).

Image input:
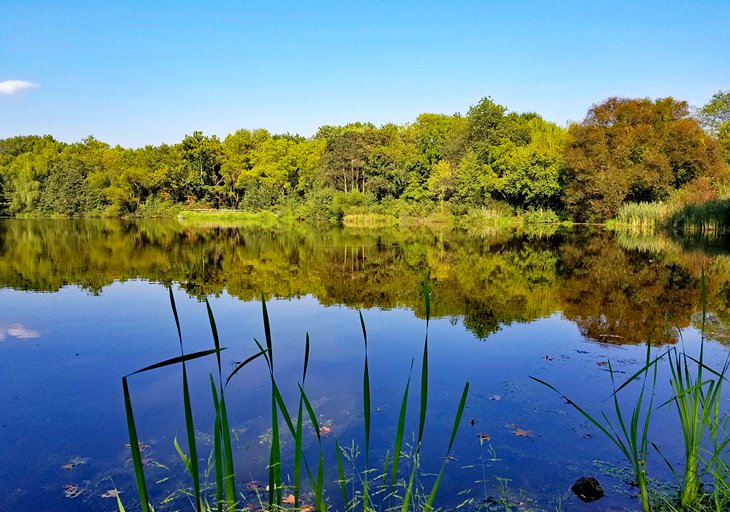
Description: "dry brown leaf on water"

(282, 494), (295, 505)
(61, 463), (74, 471)
(476, 433), (491, 441)
(63, 484), (83, 498)
(320, 426), (333, 437)
(101, 489), (120, 499)
(511, 428), (532, 438)
(246, 480), (263, 490)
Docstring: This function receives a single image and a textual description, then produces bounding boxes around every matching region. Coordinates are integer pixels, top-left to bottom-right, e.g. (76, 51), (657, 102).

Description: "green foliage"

(719, 120), (730, 165)
(1, 93), (727, 224)
(669, 199), (730, 234)
(698, 90), (730, 135)
(491, 117), (566, 209)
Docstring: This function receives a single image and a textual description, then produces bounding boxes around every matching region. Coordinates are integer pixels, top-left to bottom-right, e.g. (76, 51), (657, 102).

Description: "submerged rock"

(571, 476), (604, 502)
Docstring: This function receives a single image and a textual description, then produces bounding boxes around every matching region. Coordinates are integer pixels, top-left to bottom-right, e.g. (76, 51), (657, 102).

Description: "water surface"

(1, 219), (729, 511)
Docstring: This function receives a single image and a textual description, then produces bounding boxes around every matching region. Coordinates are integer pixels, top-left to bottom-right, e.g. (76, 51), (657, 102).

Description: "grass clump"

(668, 199), (730, 235)
(178, 209), (280, 226)
(120, 275), (469, 512)
(533, 269), (730, 512)
(609, 202), (672, 232)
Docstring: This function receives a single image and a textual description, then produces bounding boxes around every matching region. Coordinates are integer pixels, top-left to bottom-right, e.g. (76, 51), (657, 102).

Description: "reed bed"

(533, 268), (730, 512)
(120, 275), (468, 512)
(610, 199), (730, 236)
(609, 202), (673, 232)
(669, 199), (730, 235)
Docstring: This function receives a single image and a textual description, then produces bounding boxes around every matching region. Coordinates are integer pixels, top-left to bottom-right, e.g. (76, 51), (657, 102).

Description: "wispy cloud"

(0, 80), (38, 95)
(0, 322), (41, 341)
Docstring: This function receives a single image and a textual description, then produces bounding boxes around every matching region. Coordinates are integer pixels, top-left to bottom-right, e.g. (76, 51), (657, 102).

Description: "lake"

(1, 218), (729, 512)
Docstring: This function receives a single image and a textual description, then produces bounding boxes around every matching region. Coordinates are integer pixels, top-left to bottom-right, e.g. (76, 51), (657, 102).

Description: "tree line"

(1, 92), (728, 222)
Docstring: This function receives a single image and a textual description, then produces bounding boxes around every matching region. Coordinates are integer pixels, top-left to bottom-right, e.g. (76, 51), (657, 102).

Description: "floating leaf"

(283, 494), (296, 505)
(511, 428), (532, 437)
(320, 426), (333, 437)
(246, 480), (263, 491)
(101, 489), (120, 499)
(63, 484), (83, 498)
(476, 433), (491, 441)
(61, 464), (74, 471)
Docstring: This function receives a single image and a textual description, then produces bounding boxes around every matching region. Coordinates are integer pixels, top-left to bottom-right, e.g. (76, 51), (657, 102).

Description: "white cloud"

(0, 80), (38, 95)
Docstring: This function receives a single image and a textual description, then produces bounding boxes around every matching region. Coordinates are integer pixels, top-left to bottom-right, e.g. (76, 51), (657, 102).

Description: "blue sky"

(1, 1), (729, 148)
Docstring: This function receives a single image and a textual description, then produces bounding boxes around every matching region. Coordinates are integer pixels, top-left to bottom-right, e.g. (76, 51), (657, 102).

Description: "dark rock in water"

(571, 476), (604, 502)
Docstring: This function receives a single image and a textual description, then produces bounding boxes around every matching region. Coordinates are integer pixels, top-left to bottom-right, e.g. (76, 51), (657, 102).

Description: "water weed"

(121, 275), (469, 512)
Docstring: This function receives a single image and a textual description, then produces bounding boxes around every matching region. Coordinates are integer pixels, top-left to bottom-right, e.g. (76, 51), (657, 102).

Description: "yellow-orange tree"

(563, 97), (726, 222)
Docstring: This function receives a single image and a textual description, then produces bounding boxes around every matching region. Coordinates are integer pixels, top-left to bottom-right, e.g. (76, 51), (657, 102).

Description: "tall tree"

(564, 97), (725, 221)
(698, 90), (730, 135)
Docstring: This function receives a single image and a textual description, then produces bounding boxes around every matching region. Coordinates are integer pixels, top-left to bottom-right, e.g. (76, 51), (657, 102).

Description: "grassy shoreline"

(5, 197), (730, 236)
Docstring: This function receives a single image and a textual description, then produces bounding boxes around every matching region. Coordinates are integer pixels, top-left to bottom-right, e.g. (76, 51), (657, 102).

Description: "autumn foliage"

(563, 97), (726, 222)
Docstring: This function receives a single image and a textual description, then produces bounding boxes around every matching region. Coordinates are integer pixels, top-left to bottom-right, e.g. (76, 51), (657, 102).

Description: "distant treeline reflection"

(2, 219), (730, 344)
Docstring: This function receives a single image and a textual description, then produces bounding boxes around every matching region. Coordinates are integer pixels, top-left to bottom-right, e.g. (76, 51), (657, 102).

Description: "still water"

(1, 219), (729, 511)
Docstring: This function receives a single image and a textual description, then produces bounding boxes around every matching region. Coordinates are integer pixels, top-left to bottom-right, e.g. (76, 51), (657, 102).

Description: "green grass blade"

(294, 400), (304, 509)
(335, 438), (349, 512)
(425, 382), (470, 511)
(401, 461), (417, 512)
(219, 392), (237, 510)
(168, 286), (183, 347)
(315, 448), (325, 512)
(205, 298), (222, 377)
(225, 348), (268, 387)
(360, 311), (371, 462)
(364, 356), (371, 459)
(122, 376), (150, 512)
(447, 382), (469, 454)
(424, 465), (445, 512)
(268, 392), (282, 509)
(418, 335), (428, 450)
(391, 360), (413, 490)
(181, 364), (202, 512)
(299, 383), (321, 440)
(359, 310), (368, 347)
(261, 295), (273, 371)
(128, 348), (225, 376)
(530, 375), (626, 453)
(303, 332), (310, 384)
(116, 492), (126, 512)
(423, 271), (431, 326)
(254, 338), (271, 369)
(273, 380), (296, 437)
(173, 434), (190, 469)
(209, 375), (223, 512)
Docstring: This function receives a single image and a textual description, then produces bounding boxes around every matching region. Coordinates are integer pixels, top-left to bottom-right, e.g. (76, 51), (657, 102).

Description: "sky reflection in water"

(0, 219), (729, 511)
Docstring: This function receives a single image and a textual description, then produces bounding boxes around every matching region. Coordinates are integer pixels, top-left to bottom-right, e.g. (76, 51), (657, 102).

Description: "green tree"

(491, 117), (566, 209)
(719, 120), (730, 165)
(221, 129), (270, 207)
(178, 131), (223, 206)
(698, 90), (730, 135)
(321, 124), (378, 193)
